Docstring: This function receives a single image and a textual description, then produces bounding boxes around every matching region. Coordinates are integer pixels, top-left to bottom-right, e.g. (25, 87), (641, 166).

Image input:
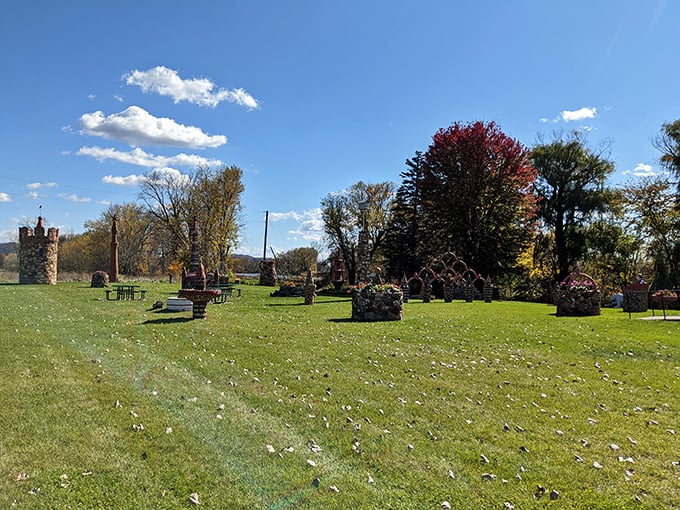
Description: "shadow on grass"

(327, 317), (354, 323)
(142, 308), (193, 324)
(143, 316), (194, 324)
(265, 299), (351, 307)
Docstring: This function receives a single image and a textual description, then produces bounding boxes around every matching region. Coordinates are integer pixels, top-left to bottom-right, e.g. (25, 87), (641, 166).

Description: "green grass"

(0, 282), (678, 509)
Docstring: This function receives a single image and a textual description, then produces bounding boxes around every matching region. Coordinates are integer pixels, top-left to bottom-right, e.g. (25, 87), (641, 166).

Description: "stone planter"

(555, 268), (601, 317)
(622, 283), (649, 312)
(178, 289), (221, 319)
(352, 290), (403, 322)
(651, 292), (679, 310)
(555, 289), (601, 316)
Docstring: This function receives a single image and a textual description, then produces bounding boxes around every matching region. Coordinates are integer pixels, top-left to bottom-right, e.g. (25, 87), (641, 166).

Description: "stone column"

(483, 276), (493, 303)
(356, 229), (370, 283)
(109, 215), (119, 283)
(303, 269), (316, 305)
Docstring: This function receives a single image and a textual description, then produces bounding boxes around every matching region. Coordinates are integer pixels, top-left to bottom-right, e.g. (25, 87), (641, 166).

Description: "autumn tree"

(139, 168), (191, 264)
(58, 232), (100, 273)
(405, 121), (538, 279)
(622, 175), (680, 288)
(320, 181), (395, 284)
(83, 203), (156, 275)
(139, 165), (244, 273)
(59, 203), (156, 275)
(275, 246), (319, 277)
(654, 119), (680, 191)
(187, 165), (244, 273)
(531, 132), (615, 281)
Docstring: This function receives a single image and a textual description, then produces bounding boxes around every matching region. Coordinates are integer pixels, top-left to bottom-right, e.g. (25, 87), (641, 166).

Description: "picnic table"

(106, 284), (147, 301)
(209, 283), (241, 303)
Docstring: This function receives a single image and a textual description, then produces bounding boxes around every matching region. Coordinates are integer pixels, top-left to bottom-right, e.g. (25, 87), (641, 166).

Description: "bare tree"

(320, 181), (395, 284)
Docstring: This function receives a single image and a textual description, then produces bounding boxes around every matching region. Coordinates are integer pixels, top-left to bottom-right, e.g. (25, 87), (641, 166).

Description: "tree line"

(30, 117), (680, 299)
(322, 120), (680, 299)
(55, 164), (319, 280)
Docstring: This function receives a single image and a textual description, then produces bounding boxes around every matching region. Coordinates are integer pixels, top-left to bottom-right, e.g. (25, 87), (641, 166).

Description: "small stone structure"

(622, 283), (649, 313)
(19, 216), (58, 285)
(259, 259), (277, 286)
(555, 267), (601, 317)
(352, 287), (404, 321)
(303, 269), (316, 305)
(330, 251), (348, 290)
(91, 271), (109, 288)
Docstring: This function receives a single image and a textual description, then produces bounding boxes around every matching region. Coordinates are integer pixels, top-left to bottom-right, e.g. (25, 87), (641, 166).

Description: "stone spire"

(109, 215), (119, 283)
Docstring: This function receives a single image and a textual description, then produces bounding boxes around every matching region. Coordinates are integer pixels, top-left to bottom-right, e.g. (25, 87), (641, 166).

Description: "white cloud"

(59, 193), (92, 203)
(80, 105), (227, 148)
(102, 174), (147, 186)
(560, 107), (597, 122)
(539, 117), (548, 123)
(269, 211), (305, 221)
(624, 163), (659, 177)
(114, 95), (123, 102)
(25, 191), (40, 199)
(0, 228), (16, 242)
(270, 208), (324, 241)
(26, 182), (58, 190)
(149, 167), (192, 186)
(0, 192), (12, 202)
(77, 146), (222, 169)
(124, 66), (259, 109)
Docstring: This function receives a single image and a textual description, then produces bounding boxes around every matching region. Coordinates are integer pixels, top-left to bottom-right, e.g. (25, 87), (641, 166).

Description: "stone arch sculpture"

(405, 252), (493, 303)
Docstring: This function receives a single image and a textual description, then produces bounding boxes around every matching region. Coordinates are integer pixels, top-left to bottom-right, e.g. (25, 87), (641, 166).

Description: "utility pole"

(262, 210), (269, 261)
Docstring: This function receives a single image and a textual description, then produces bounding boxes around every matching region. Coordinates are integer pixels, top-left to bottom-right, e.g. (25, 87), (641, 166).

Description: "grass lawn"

(0, 281), (678, 509)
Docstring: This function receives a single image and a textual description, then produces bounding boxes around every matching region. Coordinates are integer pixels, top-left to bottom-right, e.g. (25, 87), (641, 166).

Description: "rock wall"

(352, 291), (403, 321)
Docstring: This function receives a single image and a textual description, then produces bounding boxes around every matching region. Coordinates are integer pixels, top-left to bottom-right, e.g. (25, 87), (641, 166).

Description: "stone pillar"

(259, 260), (277, 286)
(109, 215), (119, 283)
(422, 276), (432, 303)
(303, 269), (316, 305)
(183, 218), (206, 290)
(483, 276), (493, 303)
(443, 276), (455, 303)
(400, 274), (410, 303)
(465, 278), (474, 302)
(356, 229), (370, 284)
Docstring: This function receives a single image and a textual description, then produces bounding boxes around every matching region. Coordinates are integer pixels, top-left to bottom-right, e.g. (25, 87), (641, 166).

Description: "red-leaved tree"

(417, 120), (538, 278)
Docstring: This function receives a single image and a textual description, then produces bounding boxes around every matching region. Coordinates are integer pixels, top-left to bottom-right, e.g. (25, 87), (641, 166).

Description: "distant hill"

(0, 243), (17, 255)
(232, 253), (261, 273)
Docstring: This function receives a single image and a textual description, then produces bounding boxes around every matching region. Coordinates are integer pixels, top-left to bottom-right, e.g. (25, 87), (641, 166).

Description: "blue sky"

(1, 1), (677, 256)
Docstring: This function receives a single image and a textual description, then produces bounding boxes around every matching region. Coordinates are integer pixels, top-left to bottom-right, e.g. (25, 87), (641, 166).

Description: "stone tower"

(19, 216), (59, 284)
